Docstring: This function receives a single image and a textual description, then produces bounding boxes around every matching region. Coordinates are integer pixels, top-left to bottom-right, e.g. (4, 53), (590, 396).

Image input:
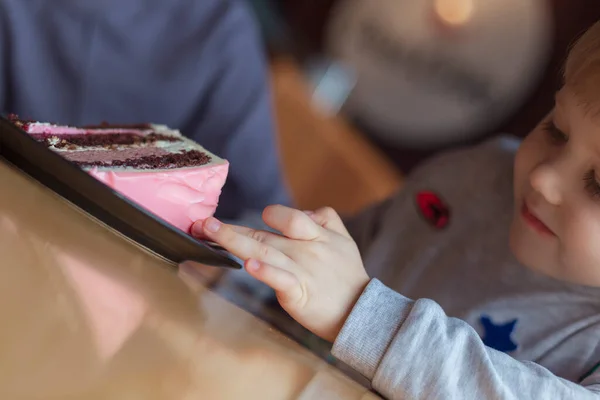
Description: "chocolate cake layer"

(82, 122), (153, 129)
(32, 133), (180, 149)
(69, 149), (212, 169)
(63, 147), (171, 164)
(8, 114), (217, 171)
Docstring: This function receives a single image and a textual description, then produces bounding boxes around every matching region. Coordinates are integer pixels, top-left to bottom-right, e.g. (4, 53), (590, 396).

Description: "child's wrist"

(326, 276), (371, 343)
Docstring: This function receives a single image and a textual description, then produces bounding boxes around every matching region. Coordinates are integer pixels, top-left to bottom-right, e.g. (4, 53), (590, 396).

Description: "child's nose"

(529, 163), (563, 206)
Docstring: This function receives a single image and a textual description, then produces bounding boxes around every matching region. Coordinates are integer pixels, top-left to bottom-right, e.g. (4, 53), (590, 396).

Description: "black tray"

(0, 117), (240, 269)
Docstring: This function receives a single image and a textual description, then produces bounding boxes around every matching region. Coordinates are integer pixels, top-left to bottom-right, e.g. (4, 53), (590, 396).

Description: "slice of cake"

(9, 115), (229, 234)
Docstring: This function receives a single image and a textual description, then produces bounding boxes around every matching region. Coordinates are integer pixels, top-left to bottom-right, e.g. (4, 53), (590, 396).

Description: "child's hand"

(191, 205), (370, 342)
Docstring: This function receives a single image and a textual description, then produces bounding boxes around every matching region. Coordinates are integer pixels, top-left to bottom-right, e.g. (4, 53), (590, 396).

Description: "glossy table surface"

(0, 160), (379, 399)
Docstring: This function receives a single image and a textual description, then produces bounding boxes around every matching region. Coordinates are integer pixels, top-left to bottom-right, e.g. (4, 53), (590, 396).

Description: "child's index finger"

(200, 217), (292, 269)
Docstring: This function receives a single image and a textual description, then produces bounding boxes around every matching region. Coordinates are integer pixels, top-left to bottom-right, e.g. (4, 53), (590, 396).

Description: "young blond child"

(192, 21), (600, 399)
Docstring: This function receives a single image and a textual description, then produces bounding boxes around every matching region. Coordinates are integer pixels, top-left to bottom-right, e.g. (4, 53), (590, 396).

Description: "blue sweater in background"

(0, 0), (291, 219)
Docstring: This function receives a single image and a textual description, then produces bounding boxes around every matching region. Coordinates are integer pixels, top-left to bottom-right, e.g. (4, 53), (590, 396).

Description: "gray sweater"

(336, 136), (600, 399)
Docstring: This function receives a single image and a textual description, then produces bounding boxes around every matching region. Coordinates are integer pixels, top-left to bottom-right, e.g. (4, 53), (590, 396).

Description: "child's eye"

(542, 120), (568, 144)
(583, 170), (600, 200)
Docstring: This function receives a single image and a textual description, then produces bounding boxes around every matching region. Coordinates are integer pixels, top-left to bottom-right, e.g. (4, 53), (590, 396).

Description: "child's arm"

(192, 205), (600, 399)
(333, 279), (600, 399)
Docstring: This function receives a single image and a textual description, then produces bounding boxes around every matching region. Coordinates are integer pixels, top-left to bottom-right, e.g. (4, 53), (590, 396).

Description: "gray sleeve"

(332, 280), (600, 400)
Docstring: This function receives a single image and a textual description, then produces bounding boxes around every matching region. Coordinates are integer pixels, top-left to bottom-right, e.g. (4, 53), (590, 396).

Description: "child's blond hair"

(564, 21), (600, 107)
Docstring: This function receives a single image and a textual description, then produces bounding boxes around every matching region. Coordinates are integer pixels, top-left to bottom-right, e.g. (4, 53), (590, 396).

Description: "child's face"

(510, 87), (600, 287)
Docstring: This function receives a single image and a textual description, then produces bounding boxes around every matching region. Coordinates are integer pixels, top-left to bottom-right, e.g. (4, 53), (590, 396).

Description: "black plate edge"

(0, 117), (240, 269)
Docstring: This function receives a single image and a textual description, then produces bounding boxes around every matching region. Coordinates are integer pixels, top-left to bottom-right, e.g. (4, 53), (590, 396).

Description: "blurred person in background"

(194, 20), (600, 400)
(0, 0), (291, 220)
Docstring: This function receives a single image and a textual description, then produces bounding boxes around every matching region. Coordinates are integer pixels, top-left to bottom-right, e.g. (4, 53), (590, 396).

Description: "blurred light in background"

(325, 0), (554, 149)
(433, 0), (474, 27)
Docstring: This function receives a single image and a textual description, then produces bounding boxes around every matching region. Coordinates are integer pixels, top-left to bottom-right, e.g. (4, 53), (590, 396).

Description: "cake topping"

(82, 122), (153, 130)
(31, 132), (180, 149)
(7, 113), (32, 132)
(7, 114), (218, 171)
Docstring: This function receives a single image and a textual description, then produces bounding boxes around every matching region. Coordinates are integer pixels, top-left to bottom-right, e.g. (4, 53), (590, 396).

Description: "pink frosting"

(90, 162), (229, 233)
(26, 122), (229, 232)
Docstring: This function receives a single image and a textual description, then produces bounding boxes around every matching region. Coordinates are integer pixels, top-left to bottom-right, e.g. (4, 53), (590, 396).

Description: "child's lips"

(521, 202), (556, 237)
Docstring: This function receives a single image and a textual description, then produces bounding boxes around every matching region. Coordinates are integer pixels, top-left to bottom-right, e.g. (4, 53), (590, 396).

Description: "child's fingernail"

(246, 259), (260, 271)
(303, 210), (314, 216)
(204, 217), (221, 233)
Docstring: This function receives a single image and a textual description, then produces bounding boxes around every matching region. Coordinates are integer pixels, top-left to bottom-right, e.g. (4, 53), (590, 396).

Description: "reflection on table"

(0, 160), (377, 399)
